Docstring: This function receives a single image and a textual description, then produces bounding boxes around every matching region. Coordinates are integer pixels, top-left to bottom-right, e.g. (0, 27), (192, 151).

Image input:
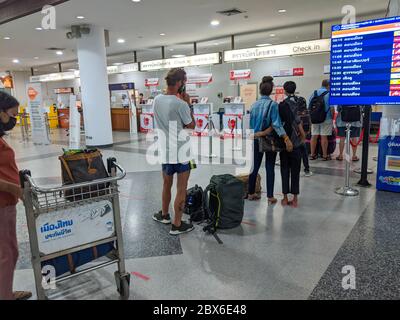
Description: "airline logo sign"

(230, 69), (251, 80)
(187, 74), (213, 85)
(145, 78), (160, 87)
(140, 53), (221, 71)
(224, 39), (331, 62)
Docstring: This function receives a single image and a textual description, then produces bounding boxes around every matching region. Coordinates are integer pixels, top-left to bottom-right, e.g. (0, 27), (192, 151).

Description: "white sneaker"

(304, 171), (313, 177)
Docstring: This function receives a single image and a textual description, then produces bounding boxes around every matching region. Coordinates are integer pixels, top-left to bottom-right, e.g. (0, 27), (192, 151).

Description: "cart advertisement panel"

(36, 200), (116, 255)
(377, 136), (400, 192)
(193, 104), (211, 137)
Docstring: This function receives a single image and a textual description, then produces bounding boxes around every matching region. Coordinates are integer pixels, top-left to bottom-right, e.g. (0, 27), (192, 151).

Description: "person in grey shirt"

(152, 68), (196, 235)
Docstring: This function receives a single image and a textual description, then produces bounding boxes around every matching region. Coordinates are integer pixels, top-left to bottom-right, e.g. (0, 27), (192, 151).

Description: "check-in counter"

(111, 108), (130, 131)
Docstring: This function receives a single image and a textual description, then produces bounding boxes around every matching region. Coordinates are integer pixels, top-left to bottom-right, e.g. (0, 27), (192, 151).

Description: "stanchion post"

(335, 123), (359, 196)
(232, 115), (242, 151)
(208, 116), (217, 158)
(357, 105), (372, 187)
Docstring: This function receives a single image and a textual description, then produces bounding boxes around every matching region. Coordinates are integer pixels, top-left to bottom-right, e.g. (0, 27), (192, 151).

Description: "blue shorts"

(162, 162), (196, 176)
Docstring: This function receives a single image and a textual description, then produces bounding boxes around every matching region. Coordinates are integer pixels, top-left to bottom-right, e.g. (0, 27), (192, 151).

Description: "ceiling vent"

(216, 8), (246, 16)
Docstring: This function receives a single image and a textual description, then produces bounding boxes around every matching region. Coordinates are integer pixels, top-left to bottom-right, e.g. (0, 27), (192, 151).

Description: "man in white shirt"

(152, 68), (196, 235)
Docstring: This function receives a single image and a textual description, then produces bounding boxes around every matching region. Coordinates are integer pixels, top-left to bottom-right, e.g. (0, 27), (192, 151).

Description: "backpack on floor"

(309, 91), (329, 124)
(203, 175), (244, 230)
(184, 185), (208, 222)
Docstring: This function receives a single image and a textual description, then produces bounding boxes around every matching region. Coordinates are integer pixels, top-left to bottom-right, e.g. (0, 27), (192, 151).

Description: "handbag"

(257, 101), (285, 153)
(59, 149), (110, 202)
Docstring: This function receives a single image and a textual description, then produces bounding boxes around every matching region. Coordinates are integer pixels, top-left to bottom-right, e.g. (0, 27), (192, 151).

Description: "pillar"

(76, 25), (113, 147)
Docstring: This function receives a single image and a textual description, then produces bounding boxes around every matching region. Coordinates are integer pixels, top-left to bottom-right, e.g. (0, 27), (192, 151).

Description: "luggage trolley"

(19, 158), (131, 300)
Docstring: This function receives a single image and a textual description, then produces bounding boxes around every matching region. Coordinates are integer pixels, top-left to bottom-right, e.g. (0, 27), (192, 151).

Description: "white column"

(76, 25), (113, 147)
(384, 0), (400, 120)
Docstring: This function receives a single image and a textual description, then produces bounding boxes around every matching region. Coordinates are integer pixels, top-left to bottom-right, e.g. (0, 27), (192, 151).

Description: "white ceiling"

(0, 0), (388, 72)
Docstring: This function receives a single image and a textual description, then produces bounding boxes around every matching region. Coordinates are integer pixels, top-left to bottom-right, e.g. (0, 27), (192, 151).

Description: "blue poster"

(377, 136), (400, 192)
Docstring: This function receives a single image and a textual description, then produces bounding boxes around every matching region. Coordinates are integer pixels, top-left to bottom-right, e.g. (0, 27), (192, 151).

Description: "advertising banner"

(377, 136), (400, 192)
(230, 69), (251, 81)
(145, 78), (160, 87)
(187, 74), (213, 85)
(26, 83), (50, 145)
(0, 72), (13, 88)
(36, 200), (115, 255)
(69, 94), (80, 149)
(140, 114), (154, 133)
(193, 104), (212, 137)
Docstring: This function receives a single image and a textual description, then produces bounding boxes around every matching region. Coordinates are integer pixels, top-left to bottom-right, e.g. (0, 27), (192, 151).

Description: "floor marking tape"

(131, 272), (150, 281)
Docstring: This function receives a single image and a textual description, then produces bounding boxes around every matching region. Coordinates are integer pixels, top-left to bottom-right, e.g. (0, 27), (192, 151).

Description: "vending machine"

(377, 117), (400, 192)
(140, 99), (154, 133)
(223, 103), (245, 138)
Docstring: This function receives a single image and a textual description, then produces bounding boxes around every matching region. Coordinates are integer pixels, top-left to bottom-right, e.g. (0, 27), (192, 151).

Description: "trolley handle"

(19, 170), (32, 188)
(20, 162), (126, 194)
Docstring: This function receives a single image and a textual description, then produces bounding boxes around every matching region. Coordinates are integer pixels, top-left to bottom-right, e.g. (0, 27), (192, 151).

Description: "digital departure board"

(330, 16), (400, 106)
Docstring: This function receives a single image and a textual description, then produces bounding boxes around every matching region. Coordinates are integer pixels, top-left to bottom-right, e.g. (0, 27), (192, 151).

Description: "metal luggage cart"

(19, 158), (131, 300)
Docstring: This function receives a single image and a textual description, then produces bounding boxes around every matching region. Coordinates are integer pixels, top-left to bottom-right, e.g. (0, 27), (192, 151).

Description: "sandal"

(13, 291), (32, 300)
(268, 197), (278, 205)
(336, 156), (343, 161)
(309, 154), (318, 160)
(248, 194), (261, 201)
(352, 156), (360, 162)
(322, 156), (330, 161)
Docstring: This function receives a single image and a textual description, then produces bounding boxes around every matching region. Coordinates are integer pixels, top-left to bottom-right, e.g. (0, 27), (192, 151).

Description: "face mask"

(0, 116), (17, 132)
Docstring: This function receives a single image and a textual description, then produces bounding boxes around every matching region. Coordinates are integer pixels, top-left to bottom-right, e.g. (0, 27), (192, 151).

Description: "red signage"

(230, 69), (251, 81)
(293, 68), (304, 76)
(145, 78), (160, 87)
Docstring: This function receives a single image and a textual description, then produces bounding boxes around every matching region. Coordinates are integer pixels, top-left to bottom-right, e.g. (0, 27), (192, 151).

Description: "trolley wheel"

(115, 271), (130, 300)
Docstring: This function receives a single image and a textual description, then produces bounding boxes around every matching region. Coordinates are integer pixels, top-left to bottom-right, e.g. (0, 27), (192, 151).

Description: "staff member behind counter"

(0, 92), (32, 300)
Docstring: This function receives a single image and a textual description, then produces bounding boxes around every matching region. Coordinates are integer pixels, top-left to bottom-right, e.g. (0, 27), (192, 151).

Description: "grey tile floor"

(3, 128), (398, 300)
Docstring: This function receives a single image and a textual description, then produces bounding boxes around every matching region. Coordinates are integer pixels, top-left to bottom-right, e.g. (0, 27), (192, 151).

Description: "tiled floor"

(4, 128), (399, 300)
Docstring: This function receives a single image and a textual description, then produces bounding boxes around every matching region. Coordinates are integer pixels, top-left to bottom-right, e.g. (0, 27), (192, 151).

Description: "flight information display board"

(330, 16), (400, 106)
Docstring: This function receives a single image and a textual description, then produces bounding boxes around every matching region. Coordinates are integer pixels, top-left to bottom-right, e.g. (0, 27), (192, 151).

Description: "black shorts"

(337, 126), (361, 138)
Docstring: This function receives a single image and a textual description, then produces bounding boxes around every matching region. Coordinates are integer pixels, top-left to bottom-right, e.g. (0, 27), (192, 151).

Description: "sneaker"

(13, 291), (32, 300)
(304, 171), (313, 177)
(170, 221), (195, 235)
(153, 211), (172, 224)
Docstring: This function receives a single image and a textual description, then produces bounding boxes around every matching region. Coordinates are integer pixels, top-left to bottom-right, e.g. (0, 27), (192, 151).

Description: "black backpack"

(204, 175), (244, 230)
(296, 97), (311, 133)
(279, 98), (303, 149)
(184, 185), (208, 223)
(339, 106), (361, 123)
(309, 91), (329, 124)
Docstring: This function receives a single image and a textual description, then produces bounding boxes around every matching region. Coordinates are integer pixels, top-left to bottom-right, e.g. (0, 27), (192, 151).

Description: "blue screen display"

(330, 16), (400, 106)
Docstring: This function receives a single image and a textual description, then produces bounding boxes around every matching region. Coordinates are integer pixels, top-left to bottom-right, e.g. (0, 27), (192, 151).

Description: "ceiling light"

(172, 55), (186, 58)
(113, 63), (123, 66)
(35, 27), (43, 31)
(56, 51), (63, 55)
(34, 57), (39, 59)
(34, 69), (38, 71)
(3, 36), (11, 40)
(256, 43), (272, 47)
(53, 66), (58, 68)
(278, 9), (287, 13)
(76, 16), (85, 19)
(270, 34), (276, 37)
(12, 59), (20, 64)
(132, 0), (141, 2)
(213, 43), (219, 46)
(169, 48), (174, 51)
(160, 33), (166, 36)
(117, 38), (126, 43)
(210, 20), (220, 26)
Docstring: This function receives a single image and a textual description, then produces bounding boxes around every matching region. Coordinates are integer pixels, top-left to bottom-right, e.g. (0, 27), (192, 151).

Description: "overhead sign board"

(140, 53), (221, 71)
(30, 63), (139, 82)
(224, 39), (331, 63)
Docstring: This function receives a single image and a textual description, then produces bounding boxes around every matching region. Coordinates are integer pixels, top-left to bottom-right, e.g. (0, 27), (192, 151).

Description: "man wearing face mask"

(0, 92), (32, 300)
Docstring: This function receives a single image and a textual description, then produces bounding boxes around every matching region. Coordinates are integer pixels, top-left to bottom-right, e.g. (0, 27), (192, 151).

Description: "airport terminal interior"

(1, 0), (400, 301)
